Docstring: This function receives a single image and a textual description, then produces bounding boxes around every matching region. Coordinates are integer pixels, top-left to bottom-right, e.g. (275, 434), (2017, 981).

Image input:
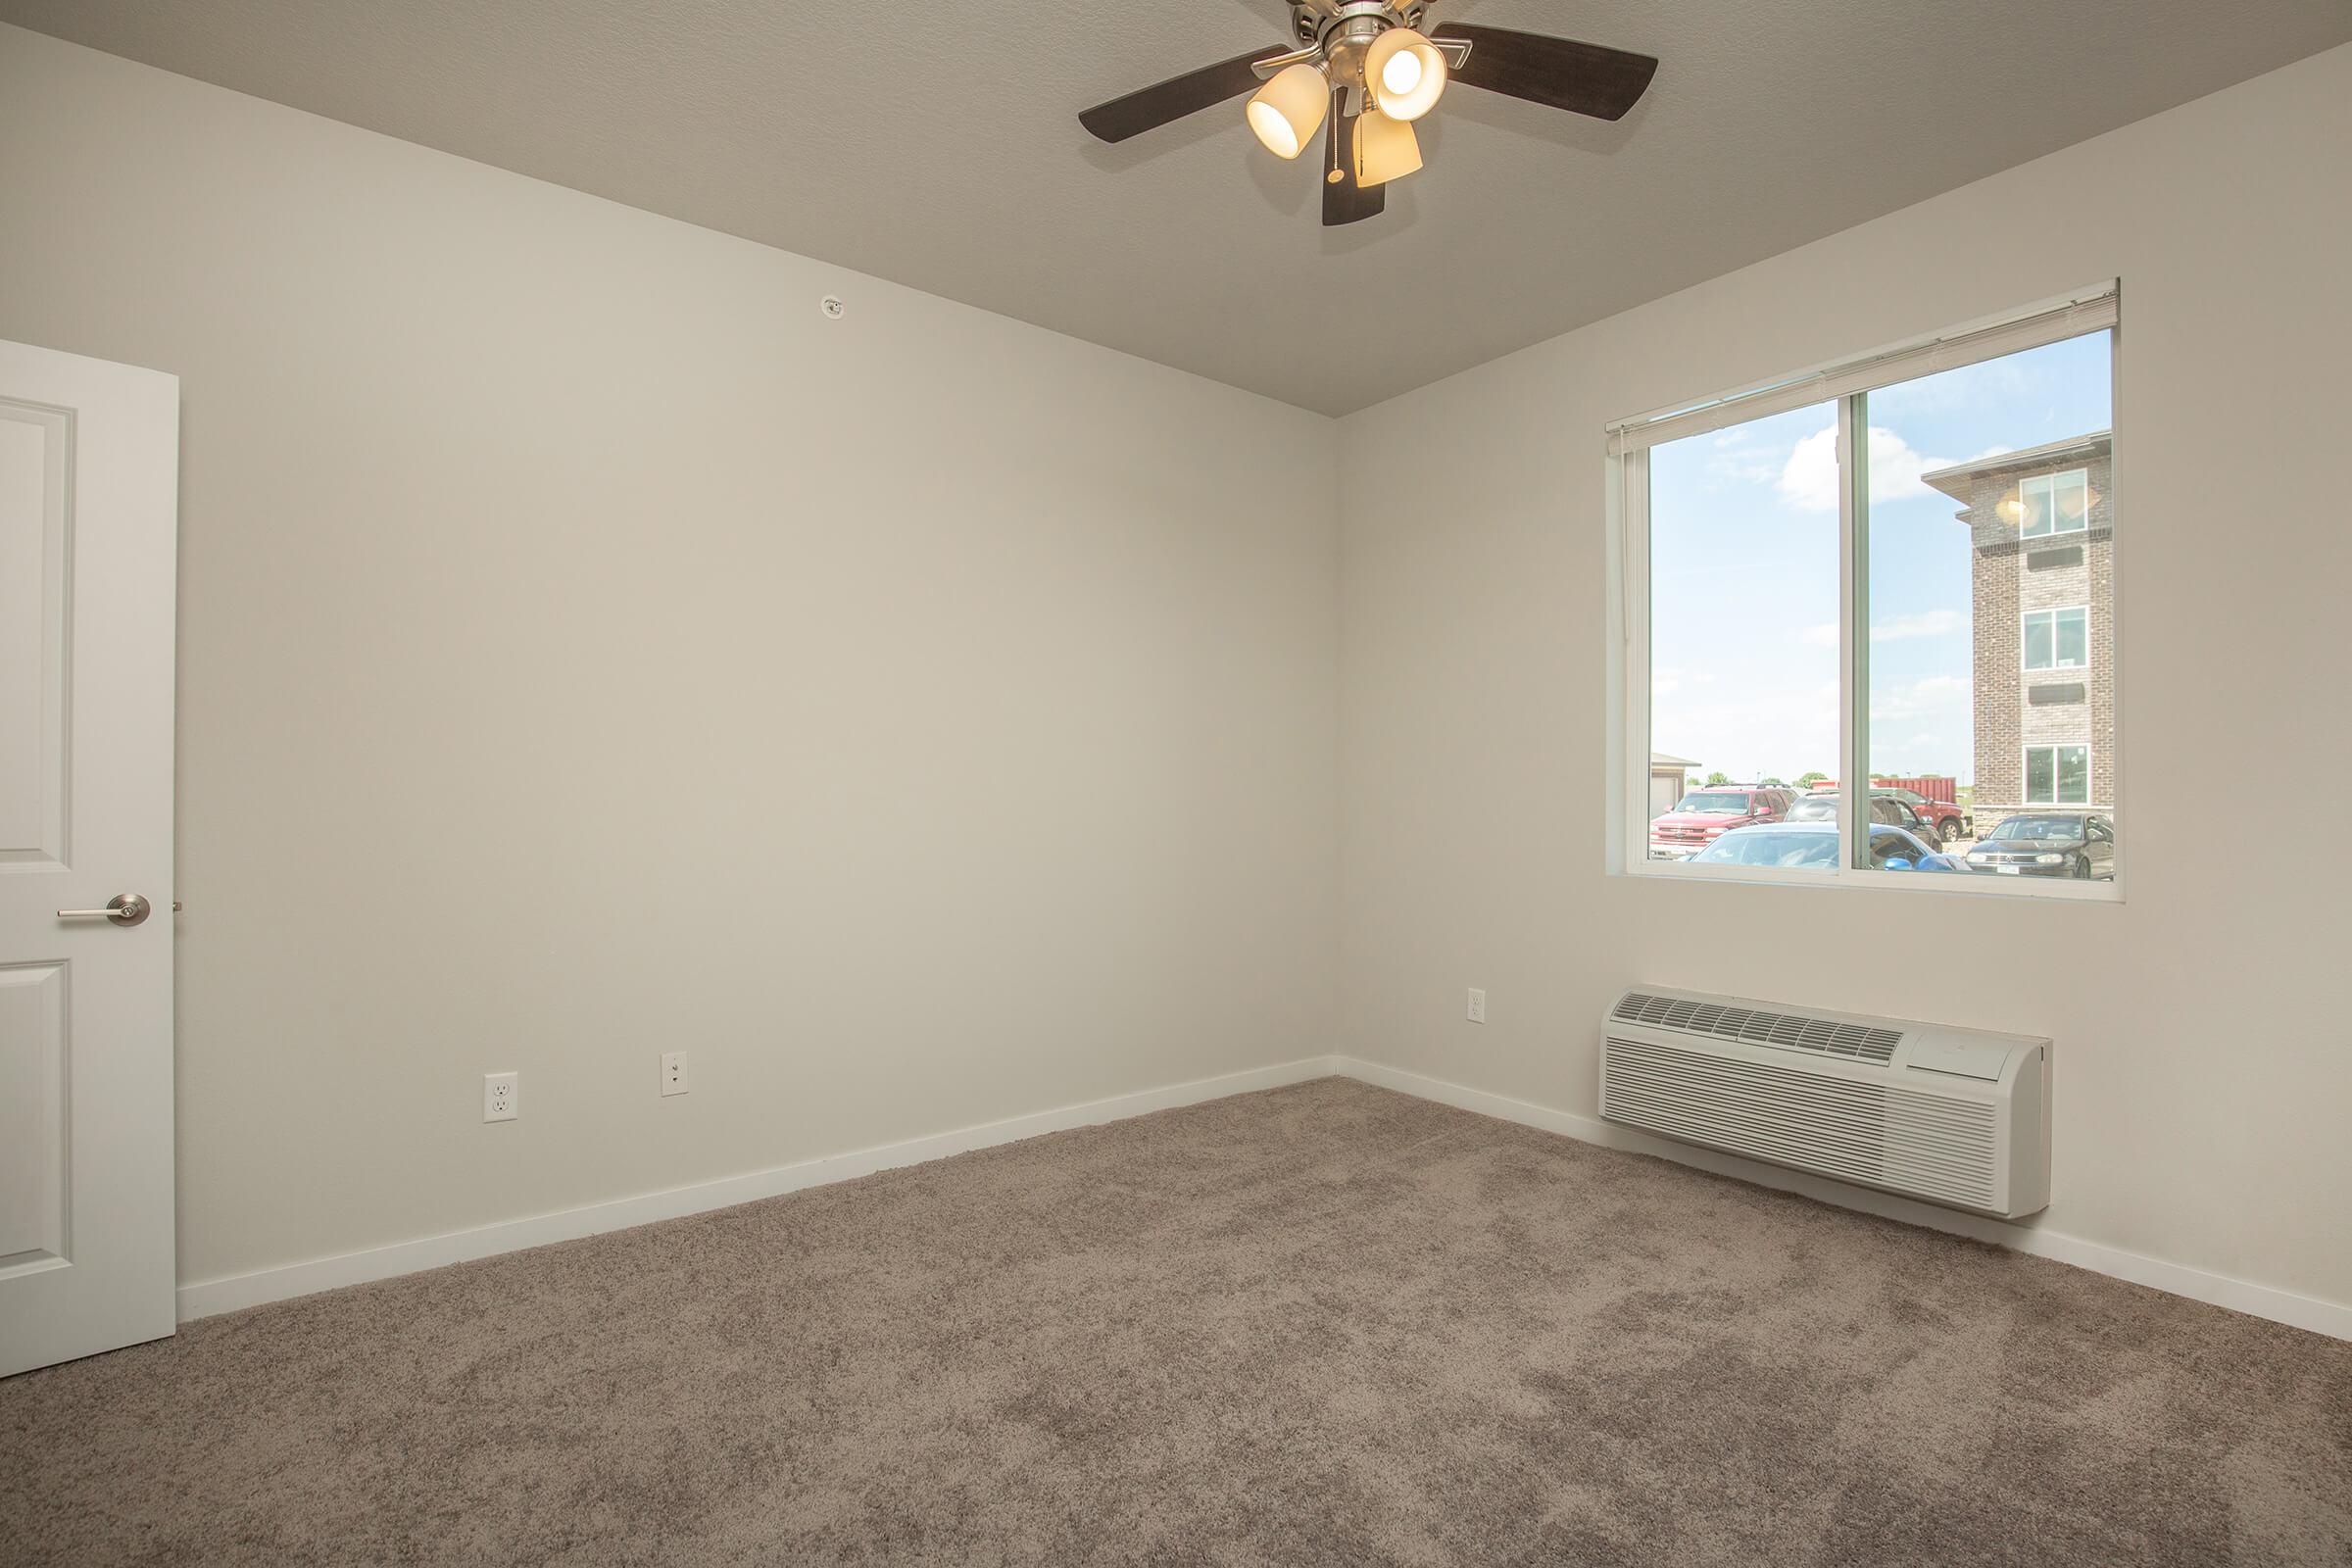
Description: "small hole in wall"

(819, 296), (845, 319)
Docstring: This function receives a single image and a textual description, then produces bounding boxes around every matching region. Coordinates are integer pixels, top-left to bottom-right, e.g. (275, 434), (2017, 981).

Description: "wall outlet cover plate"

(483, 1071), (519, 1122)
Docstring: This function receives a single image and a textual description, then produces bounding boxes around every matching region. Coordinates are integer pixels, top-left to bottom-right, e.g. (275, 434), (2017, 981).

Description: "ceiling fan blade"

(1079, 47), (1292, 142)
(1323, 93), (1386, 227)
(1430, 24), (1658, 121)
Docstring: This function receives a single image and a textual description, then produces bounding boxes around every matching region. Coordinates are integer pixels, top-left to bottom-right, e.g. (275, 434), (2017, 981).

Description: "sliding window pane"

(2020, 475), (2052, 537)
(2056, 609), (2088, 668)
(2058, 744), (2090, 804)
(1857, 331), (2116, 880)
(1644, 401), (1838, 869)
(2026, 747), (2056, 804)
(2024, 613), (2055, 670)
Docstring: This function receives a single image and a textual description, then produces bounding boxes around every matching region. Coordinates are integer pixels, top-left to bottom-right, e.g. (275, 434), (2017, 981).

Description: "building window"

(2018, 467), (2092, 538)
(2023, 607), (2088, 671)
(2025, 745), (2090, 805)
(1611, 286), (2120, 895)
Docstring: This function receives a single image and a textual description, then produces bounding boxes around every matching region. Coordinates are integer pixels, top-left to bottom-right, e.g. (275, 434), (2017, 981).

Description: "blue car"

(1690, 820), (1965, 873)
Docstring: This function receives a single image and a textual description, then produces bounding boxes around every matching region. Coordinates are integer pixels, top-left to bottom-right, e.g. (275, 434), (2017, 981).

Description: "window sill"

(1619, 857), (2122, 903)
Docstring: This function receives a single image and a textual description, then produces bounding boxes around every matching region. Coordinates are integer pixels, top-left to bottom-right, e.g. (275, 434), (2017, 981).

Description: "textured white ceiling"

(4, 0), (2345, 414)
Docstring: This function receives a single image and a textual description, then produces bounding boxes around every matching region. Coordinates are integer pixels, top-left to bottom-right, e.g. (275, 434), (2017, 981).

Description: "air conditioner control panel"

(1903, 1036), (2017, 1081)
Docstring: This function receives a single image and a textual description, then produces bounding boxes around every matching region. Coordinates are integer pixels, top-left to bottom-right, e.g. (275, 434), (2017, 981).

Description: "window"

(1641, 401), (1838, 872)
(2025, 745), (2090, 805)
(2019, 468), (2091, 538)
(2023, 607), (2089, 671)
(1614, 287), (2120, 896)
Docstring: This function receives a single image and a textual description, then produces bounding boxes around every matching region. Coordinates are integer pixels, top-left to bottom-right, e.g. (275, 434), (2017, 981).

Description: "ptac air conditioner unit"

(1600, 987), (2049, 1219)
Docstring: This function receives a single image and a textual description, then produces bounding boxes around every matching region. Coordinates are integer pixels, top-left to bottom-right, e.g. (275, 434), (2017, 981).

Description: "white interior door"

(0, 339), (178, 1377)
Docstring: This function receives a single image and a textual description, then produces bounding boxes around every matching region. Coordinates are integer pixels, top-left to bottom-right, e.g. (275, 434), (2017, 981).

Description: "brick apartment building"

(1921, 432), (2114, 822)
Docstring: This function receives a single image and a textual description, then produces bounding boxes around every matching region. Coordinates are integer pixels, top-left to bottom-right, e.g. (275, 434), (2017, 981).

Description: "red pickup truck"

(1648, 785), (1794, 859)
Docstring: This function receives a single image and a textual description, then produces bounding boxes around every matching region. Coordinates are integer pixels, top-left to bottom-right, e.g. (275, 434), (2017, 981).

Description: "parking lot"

(1647, 784), (2116, 878)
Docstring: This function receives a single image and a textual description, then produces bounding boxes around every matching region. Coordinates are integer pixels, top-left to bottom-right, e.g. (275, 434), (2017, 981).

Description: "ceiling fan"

(1078, 2), (1658, 226)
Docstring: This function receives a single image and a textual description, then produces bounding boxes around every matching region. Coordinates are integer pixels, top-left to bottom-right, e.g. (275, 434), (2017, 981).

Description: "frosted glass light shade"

(1365, 27), (1446, 121)
(1354, 110), (1422, 187)
(1247, 63), (1329, 160)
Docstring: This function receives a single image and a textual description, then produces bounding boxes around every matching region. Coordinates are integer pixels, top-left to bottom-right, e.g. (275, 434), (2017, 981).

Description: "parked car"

(1688, 820), (1965, 872)
(1874, 786), (1970, 844)
(1784, 789), (1940, 842)
(1648, 785), (1794, 859)
(1964, 812), (2116, 879)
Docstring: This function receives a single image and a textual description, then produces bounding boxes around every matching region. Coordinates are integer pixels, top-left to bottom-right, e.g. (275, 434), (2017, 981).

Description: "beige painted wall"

(1337, 45), (2352, 1310)
(0, 27), (1340, 1286)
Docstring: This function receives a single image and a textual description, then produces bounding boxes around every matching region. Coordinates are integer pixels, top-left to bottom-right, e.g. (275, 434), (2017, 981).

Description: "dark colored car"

(1964, 812), (2116, 879)
(1689, 820), (1965, 873)
(1648, 785), (1794, 860)
(1874, 787), (1970, 845)
(1785, 790), (1941, 843)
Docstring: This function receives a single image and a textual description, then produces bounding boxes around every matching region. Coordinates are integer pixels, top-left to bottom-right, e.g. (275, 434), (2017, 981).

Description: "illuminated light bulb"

(1365, 27), (1447, 122)
(1383, 48), (1423, 98)
(1247, 63), (1329, 160)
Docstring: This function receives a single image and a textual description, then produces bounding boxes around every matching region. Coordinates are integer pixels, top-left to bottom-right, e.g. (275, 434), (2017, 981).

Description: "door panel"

(0, 340), (177, 1377)
(0, 402), (70, 869)
(0, 962), (69, 1271)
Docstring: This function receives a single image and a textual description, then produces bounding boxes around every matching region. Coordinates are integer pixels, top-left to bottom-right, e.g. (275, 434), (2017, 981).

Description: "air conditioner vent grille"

(1602, 1037), (1997, 1210)
(1613, 991), (1902, 1063)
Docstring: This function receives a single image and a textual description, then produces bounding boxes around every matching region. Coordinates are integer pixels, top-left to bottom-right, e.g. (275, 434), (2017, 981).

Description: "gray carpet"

(3, 1078), (2347, 1566)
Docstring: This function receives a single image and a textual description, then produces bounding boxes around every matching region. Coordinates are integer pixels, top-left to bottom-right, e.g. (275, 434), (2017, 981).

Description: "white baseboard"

(181, 1051), (2350, 1345)
(1335, 1055), (2352, 1343)
(176, 1054), (1339, 1322)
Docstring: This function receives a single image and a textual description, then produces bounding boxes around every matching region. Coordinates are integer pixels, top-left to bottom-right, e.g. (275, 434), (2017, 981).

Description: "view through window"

(1636, 314), (2117, 888)
(1645, 401), (1838, 871)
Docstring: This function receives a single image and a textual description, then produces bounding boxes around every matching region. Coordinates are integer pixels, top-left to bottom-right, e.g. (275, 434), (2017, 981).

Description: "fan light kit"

(1080, 2), (1658, 227)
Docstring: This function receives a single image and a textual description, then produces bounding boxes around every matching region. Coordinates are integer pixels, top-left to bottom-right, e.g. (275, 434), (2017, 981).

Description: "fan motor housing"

(1292, 0), (1430, 49)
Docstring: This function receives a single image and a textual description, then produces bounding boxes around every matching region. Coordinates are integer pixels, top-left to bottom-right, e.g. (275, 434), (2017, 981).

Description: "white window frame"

(2019, 466), (2092, 540)
(1607, 283), (2123, 903)
(2023, 743), (2093, 807)
(2022, 605), (2090, 672)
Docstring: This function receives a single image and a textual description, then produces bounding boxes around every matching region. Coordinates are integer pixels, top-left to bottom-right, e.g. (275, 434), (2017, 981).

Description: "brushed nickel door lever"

(56, 894), (152, 926)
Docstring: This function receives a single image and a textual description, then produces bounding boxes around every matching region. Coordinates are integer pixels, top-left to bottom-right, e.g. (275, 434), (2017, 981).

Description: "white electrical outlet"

(483, 1071), (518, 1122)
(1467, 988), (1487, 1024)
(661, 1051), (689, 1097)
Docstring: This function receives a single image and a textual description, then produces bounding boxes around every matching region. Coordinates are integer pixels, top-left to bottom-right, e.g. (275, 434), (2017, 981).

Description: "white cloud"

(1649, 666), (1717, 698)
(1777, 426), (1842, 512)
(1704, 434), (1786, 489)
(1800, 609), (1963, 649)
(1869, 674), (1972, 722)
(1778, 424), (1958, 514)
(1652, 677), (1841, 783)
(1660, 672), (1975, 780)
(1872, 609), (1964, 642)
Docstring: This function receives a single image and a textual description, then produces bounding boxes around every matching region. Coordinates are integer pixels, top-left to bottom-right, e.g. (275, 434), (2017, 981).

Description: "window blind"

(1605, 283), (2119, 457)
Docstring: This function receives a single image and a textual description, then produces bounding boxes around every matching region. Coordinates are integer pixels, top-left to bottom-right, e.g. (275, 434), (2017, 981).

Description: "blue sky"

(1649, 331), (2112, 785)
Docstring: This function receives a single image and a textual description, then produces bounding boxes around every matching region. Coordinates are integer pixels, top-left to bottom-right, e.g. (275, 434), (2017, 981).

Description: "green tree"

(1760, 776), (1787, 788)
(1703, 771), (1731, 788)
(1795, 770), (1829, 788)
